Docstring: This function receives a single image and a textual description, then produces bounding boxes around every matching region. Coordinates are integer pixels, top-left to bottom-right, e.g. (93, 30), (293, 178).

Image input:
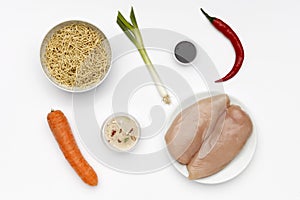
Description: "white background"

(1, 0), (300, 199)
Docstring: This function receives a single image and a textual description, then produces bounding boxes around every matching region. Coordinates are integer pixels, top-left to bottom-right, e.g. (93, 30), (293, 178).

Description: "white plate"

(169, 92), (257, 184)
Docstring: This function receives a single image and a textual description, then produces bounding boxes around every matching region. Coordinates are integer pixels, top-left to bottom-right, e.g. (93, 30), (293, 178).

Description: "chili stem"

(200, 8), (215, 23)
(116, 7), (171, 104)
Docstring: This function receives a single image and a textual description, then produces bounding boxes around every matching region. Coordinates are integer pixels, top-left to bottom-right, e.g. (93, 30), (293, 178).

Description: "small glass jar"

(102, 113), (141, 152)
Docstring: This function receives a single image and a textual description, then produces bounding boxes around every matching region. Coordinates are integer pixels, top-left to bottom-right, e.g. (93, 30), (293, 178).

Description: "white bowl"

(101, 113), (141, 152)
(40, 20), (112, 93)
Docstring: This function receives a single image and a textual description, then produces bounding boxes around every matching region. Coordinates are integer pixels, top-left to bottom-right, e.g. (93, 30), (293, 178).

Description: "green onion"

(124, 137), (129, 143)
(116, 7), (171, 104)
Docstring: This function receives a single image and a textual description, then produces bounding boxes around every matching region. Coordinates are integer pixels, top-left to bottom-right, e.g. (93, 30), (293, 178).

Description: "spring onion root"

(116, 7), (171, 104)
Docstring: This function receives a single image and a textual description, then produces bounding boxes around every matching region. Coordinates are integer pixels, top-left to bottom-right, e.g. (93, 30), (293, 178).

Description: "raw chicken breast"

(165, 94), (229, 164)
(187, 105), (253, 180)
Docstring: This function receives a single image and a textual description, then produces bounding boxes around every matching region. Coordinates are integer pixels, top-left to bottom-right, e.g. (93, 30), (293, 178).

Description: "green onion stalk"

(116, 7), (171, 104)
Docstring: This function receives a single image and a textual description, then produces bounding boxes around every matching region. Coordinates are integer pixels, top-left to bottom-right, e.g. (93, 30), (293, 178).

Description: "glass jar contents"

(103, 114), (140, 152)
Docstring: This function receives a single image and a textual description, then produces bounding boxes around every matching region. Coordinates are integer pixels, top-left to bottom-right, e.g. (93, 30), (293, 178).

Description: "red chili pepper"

(201, 8), (244, 83)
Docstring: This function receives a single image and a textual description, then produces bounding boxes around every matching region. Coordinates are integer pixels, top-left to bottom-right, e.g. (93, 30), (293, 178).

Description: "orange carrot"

(47, 110), (98, 186)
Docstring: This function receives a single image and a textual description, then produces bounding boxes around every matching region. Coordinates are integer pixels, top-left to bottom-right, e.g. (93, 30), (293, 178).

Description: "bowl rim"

(40, 20), (112, 93)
